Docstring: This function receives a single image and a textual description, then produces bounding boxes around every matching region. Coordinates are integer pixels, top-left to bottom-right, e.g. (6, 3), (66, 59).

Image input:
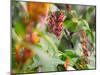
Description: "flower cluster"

(81, 30), (89, 57)
(48, 11), (66, 39)
(25, 31), (40, 44)
(15, 44), (35, 64)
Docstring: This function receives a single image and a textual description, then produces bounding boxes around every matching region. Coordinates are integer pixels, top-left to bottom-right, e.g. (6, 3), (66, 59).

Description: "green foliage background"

(11, 1), (96, 74)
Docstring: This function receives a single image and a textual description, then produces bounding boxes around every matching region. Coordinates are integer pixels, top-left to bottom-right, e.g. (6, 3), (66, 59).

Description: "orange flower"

(15, 44), (35, 63)
(15, 44), (22, 62)
(23, 2), (51, 32)
(27, 2), (51, 22)
(64, 57), (70, 70)
(25, 31), (40, 44)
(31, 32), (40, 44)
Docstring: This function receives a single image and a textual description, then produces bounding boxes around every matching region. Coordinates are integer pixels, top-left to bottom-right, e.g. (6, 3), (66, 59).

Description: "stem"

(12, 28), (21, 43)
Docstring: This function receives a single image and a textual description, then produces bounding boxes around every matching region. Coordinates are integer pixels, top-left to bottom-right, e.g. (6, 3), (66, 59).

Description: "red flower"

(48, 11), (66, 39)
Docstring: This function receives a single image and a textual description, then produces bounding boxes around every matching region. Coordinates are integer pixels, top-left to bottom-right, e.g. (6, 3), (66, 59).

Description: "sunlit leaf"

(64, 20), (78, 32)
(15, 20), (26, 37)
(78, 19), (90, 30)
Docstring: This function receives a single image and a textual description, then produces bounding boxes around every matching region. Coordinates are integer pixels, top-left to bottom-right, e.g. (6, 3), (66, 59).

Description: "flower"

(23, 48), (33, 63)
(25, 31), (40, 44)
(64, 57), (70, 70)
(31, 32), (40, 44)
(15, 44), (35, 63)
(22, 2), (51, 33)
(48, 11), (66, 39)
(81, 30), (89, 57)
(27, 2), (51, 21)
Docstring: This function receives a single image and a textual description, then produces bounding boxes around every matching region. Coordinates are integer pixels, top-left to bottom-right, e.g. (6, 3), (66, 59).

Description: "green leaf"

(57, 64), (65, 71)
(58, 36), (73, 52)
(64, 20), (78, 32)
(68, 57), (78, 66)
(60, 50), (78, 67)
(78, 19), (90, 30)
(87, 30), (95, 43)
(15, 20), (26, 37)
(42, 33), (59, 53)
(88, 6), (95, 14)
(60, 50), (78, 61)
(11, 53), (16, 69)
(83, 6), (95, 21)
(65, 50), (78, 58)
(30, 45), (64, 72)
